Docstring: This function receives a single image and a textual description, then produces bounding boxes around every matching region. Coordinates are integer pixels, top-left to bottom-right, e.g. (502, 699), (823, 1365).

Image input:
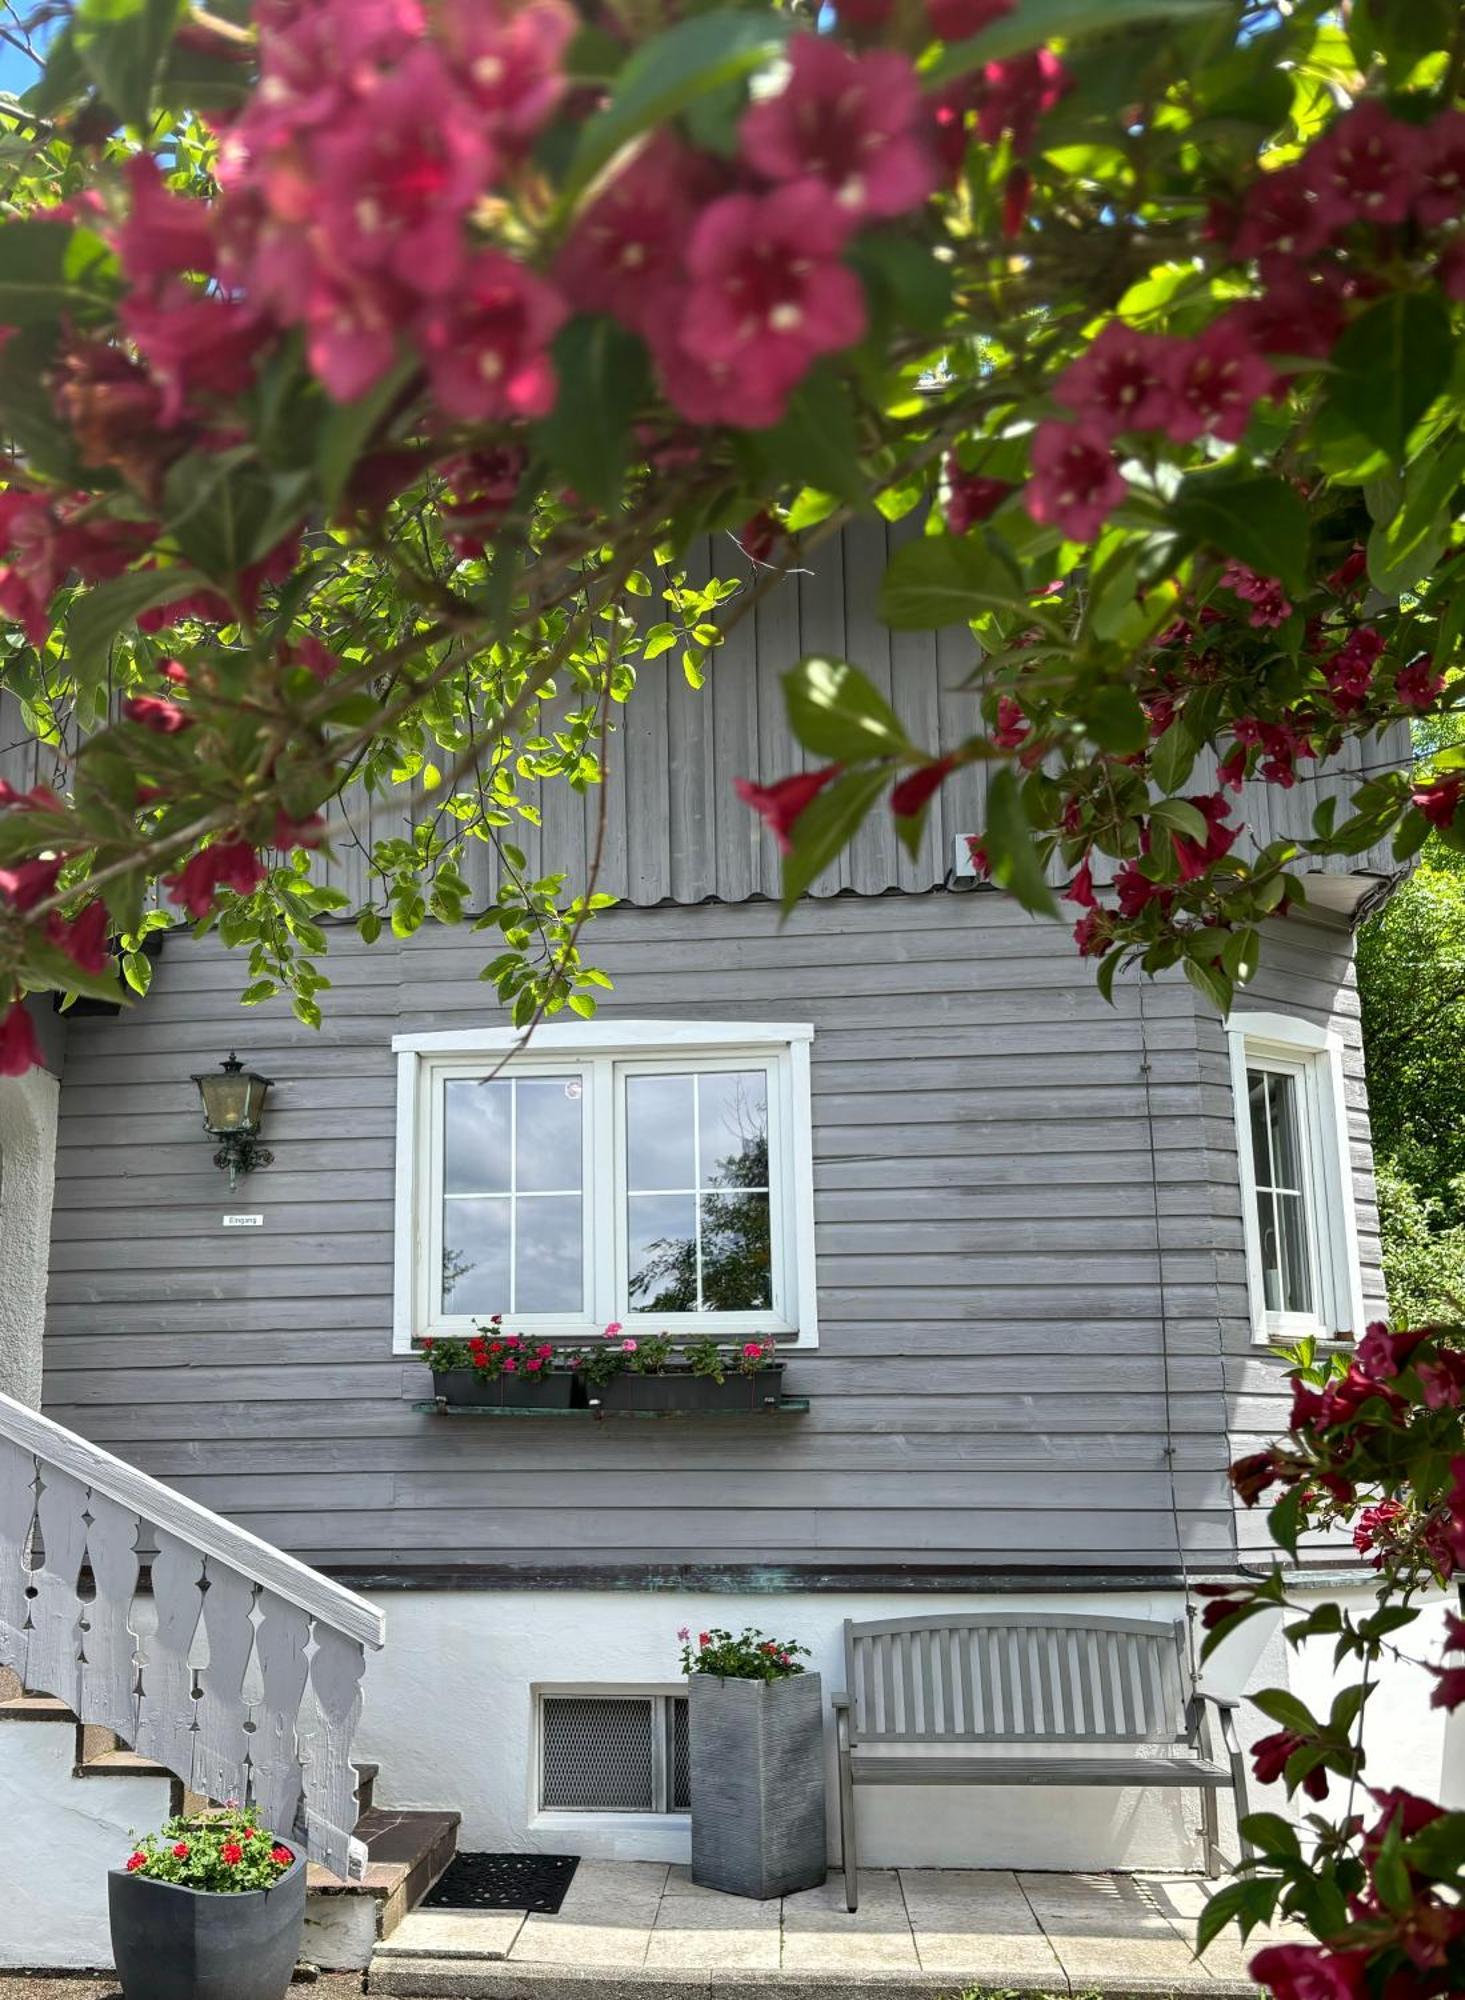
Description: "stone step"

(306, 1807), (461, 1972)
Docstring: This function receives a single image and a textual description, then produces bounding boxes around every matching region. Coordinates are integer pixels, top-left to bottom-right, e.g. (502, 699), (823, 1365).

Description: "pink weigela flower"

(416, 252), (566, 423)
(735, 765), (842, 853)
(1220, 563), (1291, 630)
(1056, 322), (1175, 436)
(115, 156), (217, 292)
(555, 136), (709, 343)
(739, 35), (935, 223)
(1305, 100), (1421, 228)
(1415, 108), (1465, 228)
(1396, 654), (1446, 710)
(314, 45), (495, 300)
(668, 182), (867, 429)
(1164, 316), (1277, 445)
(436, 0), (575, 144)
(164, 840), (267, 921)
(924, 0), (1013, 41)
(1024, 421), (1126, 543)
(1232, 166), (1336, 267)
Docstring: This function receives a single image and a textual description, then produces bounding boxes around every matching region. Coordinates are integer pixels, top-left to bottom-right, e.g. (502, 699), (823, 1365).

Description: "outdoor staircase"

(0, 1389), (461, 1972)
(0, 1677), (460, 1968)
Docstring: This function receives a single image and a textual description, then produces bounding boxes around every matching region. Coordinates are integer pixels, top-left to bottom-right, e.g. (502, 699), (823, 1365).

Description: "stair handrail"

(0, 1389), (385, 1876)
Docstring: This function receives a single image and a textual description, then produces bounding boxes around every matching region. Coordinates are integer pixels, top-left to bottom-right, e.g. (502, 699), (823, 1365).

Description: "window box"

(592, 1365), (786, 1414)
(437, 1367), (577, 1410)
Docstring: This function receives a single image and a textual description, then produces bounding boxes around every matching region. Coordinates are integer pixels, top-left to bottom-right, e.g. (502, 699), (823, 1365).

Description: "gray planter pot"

(689, 1672), (827, 1899)
(108, 1851), (306, 2000)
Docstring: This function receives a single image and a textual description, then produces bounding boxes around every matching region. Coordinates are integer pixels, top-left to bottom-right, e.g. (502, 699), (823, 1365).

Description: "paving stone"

(898, 1868), (1066, 1982)
(510, 1916), (656, 1969)
(368, 1962), (709, 2000)
(376, 1909), (528, 1961)
(780, 1872), (919, 1973)
(1017, 1871), (1205, 1984)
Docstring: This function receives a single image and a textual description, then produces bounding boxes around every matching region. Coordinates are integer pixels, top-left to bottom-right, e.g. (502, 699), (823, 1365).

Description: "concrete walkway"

(369, 1863), (1296, 1997)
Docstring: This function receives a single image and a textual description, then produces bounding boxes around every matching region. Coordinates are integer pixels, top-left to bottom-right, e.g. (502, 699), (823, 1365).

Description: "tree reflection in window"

(626, 1070), (772, 1312)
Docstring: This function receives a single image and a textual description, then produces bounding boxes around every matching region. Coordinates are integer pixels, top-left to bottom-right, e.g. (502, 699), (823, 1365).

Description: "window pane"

(1247, 1072), (1272, 1189)
(444, 1080), (511, 1194)
(442, 1197), (509, 1312)
(1266, 1072), (1304, 1192)
(515, 1077), (583, 1193)
(700, 1192), (771, 1309)
(1275, 1191), (1313, 1314)
(627, 1193), (698, 1309)
(626, 1075), (695, 1191)
(698, 1070), (769, 1188)
(516, 1195), (584, 1313)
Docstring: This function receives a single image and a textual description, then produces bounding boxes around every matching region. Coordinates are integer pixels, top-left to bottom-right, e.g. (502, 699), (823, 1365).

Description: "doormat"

(424, 1851), (580, 1914)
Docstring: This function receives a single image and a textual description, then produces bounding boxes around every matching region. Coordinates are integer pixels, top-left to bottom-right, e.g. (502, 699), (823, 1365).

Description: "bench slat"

(847, 1754), (1231, 1788)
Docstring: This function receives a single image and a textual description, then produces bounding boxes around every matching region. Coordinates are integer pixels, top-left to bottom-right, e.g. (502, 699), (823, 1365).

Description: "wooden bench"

(832, 1611), (1251, 1909)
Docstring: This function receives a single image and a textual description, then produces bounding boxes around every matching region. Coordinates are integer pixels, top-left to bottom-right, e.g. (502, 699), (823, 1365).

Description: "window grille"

(540, 1694), (689, 1813)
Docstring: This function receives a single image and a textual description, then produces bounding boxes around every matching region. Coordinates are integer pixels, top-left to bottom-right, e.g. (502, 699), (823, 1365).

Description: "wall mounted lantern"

(191, 1053), (273, 1190)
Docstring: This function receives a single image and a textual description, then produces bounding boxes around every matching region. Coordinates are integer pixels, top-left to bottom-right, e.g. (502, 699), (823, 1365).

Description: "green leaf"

(1251, 1688), (1319, 1736)
(1403, 1811), (1465, 1881)
(73, 0), (185, 128)
(316, 353), (416, 509)
(926, 0), (1225, 87)
(1328, 293), (1454, 463)
(847, 231), (953, 336)
(1238, 1812), (1301, 1861)
(759, 368), (866, 509)
(1171, 469), (1311, 596)
(878, 534), (1027, 630)
(1084, 685), (1148, 756)
(1366, 434), (1465, 598)
(1151, 718), (1198, 794)
(24, 929), (122, 1006)
(100, 868), (147, 940)
(564, 9), (793, 205)
(67, 567), (208, 686)
(1268, 1481), (1308, 1558)
(784, 656), (910, 762)
(1373, 1806), (1414, 1918)
(1150, 798), (1210, 844)
(0, 219), (114, 325)
(642, 623), (677, 660)
(1195, 1876), (1279, 1959)
(779, 766), (890, 906)
(1184, 954), (1232, 1015)
(984, 767), (1057, 917)
(0, 323), (88, 482)
(164, 454), (313, 583)
(535, 315), (649, 511)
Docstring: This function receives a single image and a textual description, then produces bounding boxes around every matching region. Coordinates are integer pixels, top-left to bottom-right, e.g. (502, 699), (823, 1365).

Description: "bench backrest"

(843, 1612), (1194, 1747)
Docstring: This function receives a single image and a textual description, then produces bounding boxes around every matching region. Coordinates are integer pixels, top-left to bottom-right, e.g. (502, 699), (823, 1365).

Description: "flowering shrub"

(0, 5), (1464, 1065)
(122, 1809), (294, 1893)
(419, 1323), (560, 1379)
(678, 1625), (809, 1681)
(1200, 1322), (1465, 1997)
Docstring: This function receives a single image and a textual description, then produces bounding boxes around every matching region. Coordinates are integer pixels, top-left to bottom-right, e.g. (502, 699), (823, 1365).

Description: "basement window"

(538, 1693), (689, 1815)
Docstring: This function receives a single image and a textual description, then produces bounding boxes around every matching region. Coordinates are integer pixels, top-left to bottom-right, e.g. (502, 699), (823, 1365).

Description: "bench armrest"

(1198, 1690), (1239, 1712)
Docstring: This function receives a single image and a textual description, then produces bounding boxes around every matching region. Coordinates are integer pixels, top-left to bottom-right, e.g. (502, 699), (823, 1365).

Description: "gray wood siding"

(1197, 914), (1387, 1561)
(43, 890), (1251, 1575)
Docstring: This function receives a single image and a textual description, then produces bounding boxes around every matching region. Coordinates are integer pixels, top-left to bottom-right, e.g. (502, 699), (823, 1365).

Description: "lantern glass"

(193, 1057), (271, 1135)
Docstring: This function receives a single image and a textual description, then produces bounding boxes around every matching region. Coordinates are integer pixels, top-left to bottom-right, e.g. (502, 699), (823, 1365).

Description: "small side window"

(1227, 1013), (1363, 1345)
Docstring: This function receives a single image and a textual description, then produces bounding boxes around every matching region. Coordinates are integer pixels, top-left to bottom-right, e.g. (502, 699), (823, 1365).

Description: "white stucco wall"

(0, 1716), (171, 1969)
(0, 1063), (59, 1408)
(354, 1587), (1284, 1871)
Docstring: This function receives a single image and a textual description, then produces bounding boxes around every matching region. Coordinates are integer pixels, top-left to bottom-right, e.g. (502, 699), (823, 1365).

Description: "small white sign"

(222, 1213), (264, 1228)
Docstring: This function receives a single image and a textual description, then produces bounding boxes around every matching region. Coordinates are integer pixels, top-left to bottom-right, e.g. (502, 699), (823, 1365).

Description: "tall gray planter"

(689, 1672), (827, 1899)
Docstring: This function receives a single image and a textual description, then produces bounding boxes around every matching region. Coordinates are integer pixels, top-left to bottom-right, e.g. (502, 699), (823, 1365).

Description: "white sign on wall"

(221, 1214), (264, 1228)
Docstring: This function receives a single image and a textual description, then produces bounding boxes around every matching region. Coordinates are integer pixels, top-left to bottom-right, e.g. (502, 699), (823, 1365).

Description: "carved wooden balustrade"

(0, 1390), (385, 1877)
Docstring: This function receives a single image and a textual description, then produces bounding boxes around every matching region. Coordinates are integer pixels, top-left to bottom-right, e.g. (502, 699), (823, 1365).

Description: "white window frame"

(1225, 1011), (1365, 1347)
(392, 1020), (818, 1352)
(531, 1683), (691, 1827)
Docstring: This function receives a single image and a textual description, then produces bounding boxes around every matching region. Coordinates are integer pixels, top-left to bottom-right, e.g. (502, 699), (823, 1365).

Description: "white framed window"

(535, 1689), (690, 1817)
(1225, 1011), (1364, 1346)
(392, 1020), (817, 1350)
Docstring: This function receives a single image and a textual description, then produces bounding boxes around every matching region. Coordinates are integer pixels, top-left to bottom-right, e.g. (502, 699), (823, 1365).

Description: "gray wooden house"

(0, 520), (1410, 1903)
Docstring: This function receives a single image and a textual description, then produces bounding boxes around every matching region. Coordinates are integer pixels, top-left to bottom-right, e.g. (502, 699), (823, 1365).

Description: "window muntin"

(1246, 1065), (1317, 1317)
(397, 1023), (815, 1347)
